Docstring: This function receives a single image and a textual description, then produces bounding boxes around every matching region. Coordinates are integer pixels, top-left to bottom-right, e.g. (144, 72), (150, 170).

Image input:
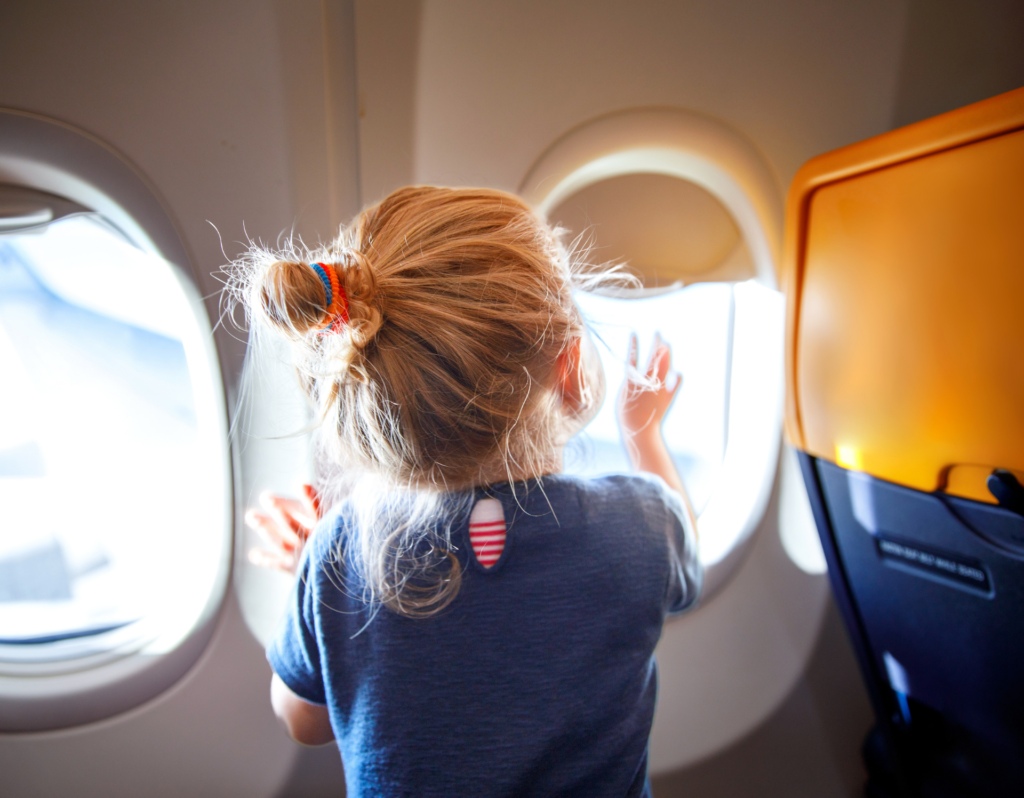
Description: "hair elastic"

(310, 262), (349, 333)
(311, 262), (333, 308)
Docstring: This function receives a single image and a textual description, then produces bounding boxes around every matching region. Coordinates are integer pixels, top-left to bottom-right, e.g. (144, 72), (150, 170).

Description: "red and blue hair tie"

(310, 262), (349, 333)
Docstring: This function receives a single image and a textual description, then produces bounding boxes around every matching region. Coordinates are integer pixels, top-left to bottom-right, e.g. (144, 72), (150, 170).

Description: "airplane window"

(522, 108), (786, 599)
(0, 215), (224, 664)
(568, 284), (733, 514)
(567, 279), (783, 583)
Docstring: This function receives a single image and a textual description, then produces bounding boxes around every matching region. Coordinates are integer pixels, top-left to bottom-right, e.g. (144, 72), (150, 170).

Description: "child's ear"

(556, 336), (585, 411)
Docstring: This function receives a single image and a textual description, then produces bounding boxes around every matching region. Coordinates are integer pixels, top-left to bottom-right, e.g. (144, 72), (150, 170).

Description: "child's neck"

(475, 446), (565, 488)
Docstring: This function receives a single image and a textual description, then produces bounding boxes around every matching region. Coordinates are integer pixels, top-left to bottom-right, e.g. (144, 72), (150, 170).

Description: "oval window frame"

(521, 108), (785, 599)
(0, 109), (233, 731)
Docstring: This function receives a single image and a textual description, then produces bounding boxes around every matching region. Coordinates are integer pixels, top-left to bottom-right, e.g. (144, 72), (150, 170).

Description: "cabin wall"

(360, 0), (910, 203)
(892, 0), (1024, 128)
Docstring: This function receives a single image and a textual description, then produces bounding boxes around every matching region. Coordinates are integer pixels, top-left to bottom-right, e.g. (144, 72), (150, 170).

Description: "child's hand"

(245, 484), (321, 575)
(617, 332), (682, 446)
(616, 333), (695, 536)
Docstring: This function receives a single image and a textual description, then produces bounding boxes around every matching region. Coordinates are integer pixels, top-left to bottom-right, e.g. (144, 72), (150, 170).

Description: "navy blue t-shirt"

(268, 473), (702, 798)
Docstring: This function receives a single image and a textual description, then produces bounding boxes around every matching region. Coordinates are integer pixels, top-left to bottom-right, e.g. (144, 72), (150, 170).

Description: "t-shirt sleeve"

(266, 531), (327, 706)
(653, 480), (703, 616)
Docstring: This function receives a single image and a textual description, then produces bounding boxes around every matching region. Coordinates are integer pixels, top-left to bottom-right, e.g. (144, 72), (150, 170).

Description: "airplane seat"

(783, 86), (1024, 796)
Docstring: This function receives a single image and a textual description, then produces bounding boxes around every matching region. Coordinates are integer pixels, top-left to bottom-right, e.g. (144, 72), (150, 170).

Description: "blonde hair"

(225, 186), (623, 616)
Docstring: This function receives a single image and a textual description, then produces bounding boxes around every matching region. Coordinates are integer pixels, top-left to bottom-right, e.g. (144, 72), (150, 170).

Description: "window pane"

(567, 284), (733, 514)
(0, 216), (222, 658)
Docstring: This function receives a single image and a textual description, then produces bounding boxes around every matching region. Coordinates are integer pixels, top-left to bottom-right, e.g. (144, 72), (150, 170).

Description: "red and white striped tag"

(468, 498), (506, 569)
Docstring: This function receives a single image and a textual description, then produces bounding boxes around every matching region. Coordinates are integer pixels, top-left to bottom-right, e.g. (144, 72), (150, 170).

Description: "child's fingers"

(668, 371), (683, 402)
(246, 509), (296, 551)
(244, 508), (271, 534)
(282, 495), (318, 530)
(655, 345), (672, 384)
(646, 337), (671, 383)
(302, 483), (321, 520)
(644, 336), (657, 377)
(265, 506), (301, 546)
(260, 492), (313, 541)
(627, 332), (638, 369)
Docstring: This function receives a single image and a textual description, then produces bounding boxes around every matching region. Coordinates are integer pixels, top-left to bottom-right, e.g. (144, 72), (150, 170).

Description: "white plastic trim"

(520, 107), (784, 289)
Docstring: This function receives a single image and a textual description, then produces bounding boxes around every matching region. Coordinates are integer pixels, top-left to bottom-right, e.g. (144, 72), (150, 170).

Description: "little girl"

(232, 186), (702, 798)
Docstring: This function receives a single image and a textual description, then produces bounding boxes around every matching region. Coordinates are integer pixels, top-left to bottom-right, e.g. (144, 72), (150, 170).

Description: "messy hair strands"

(223, 186), (632, 617)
